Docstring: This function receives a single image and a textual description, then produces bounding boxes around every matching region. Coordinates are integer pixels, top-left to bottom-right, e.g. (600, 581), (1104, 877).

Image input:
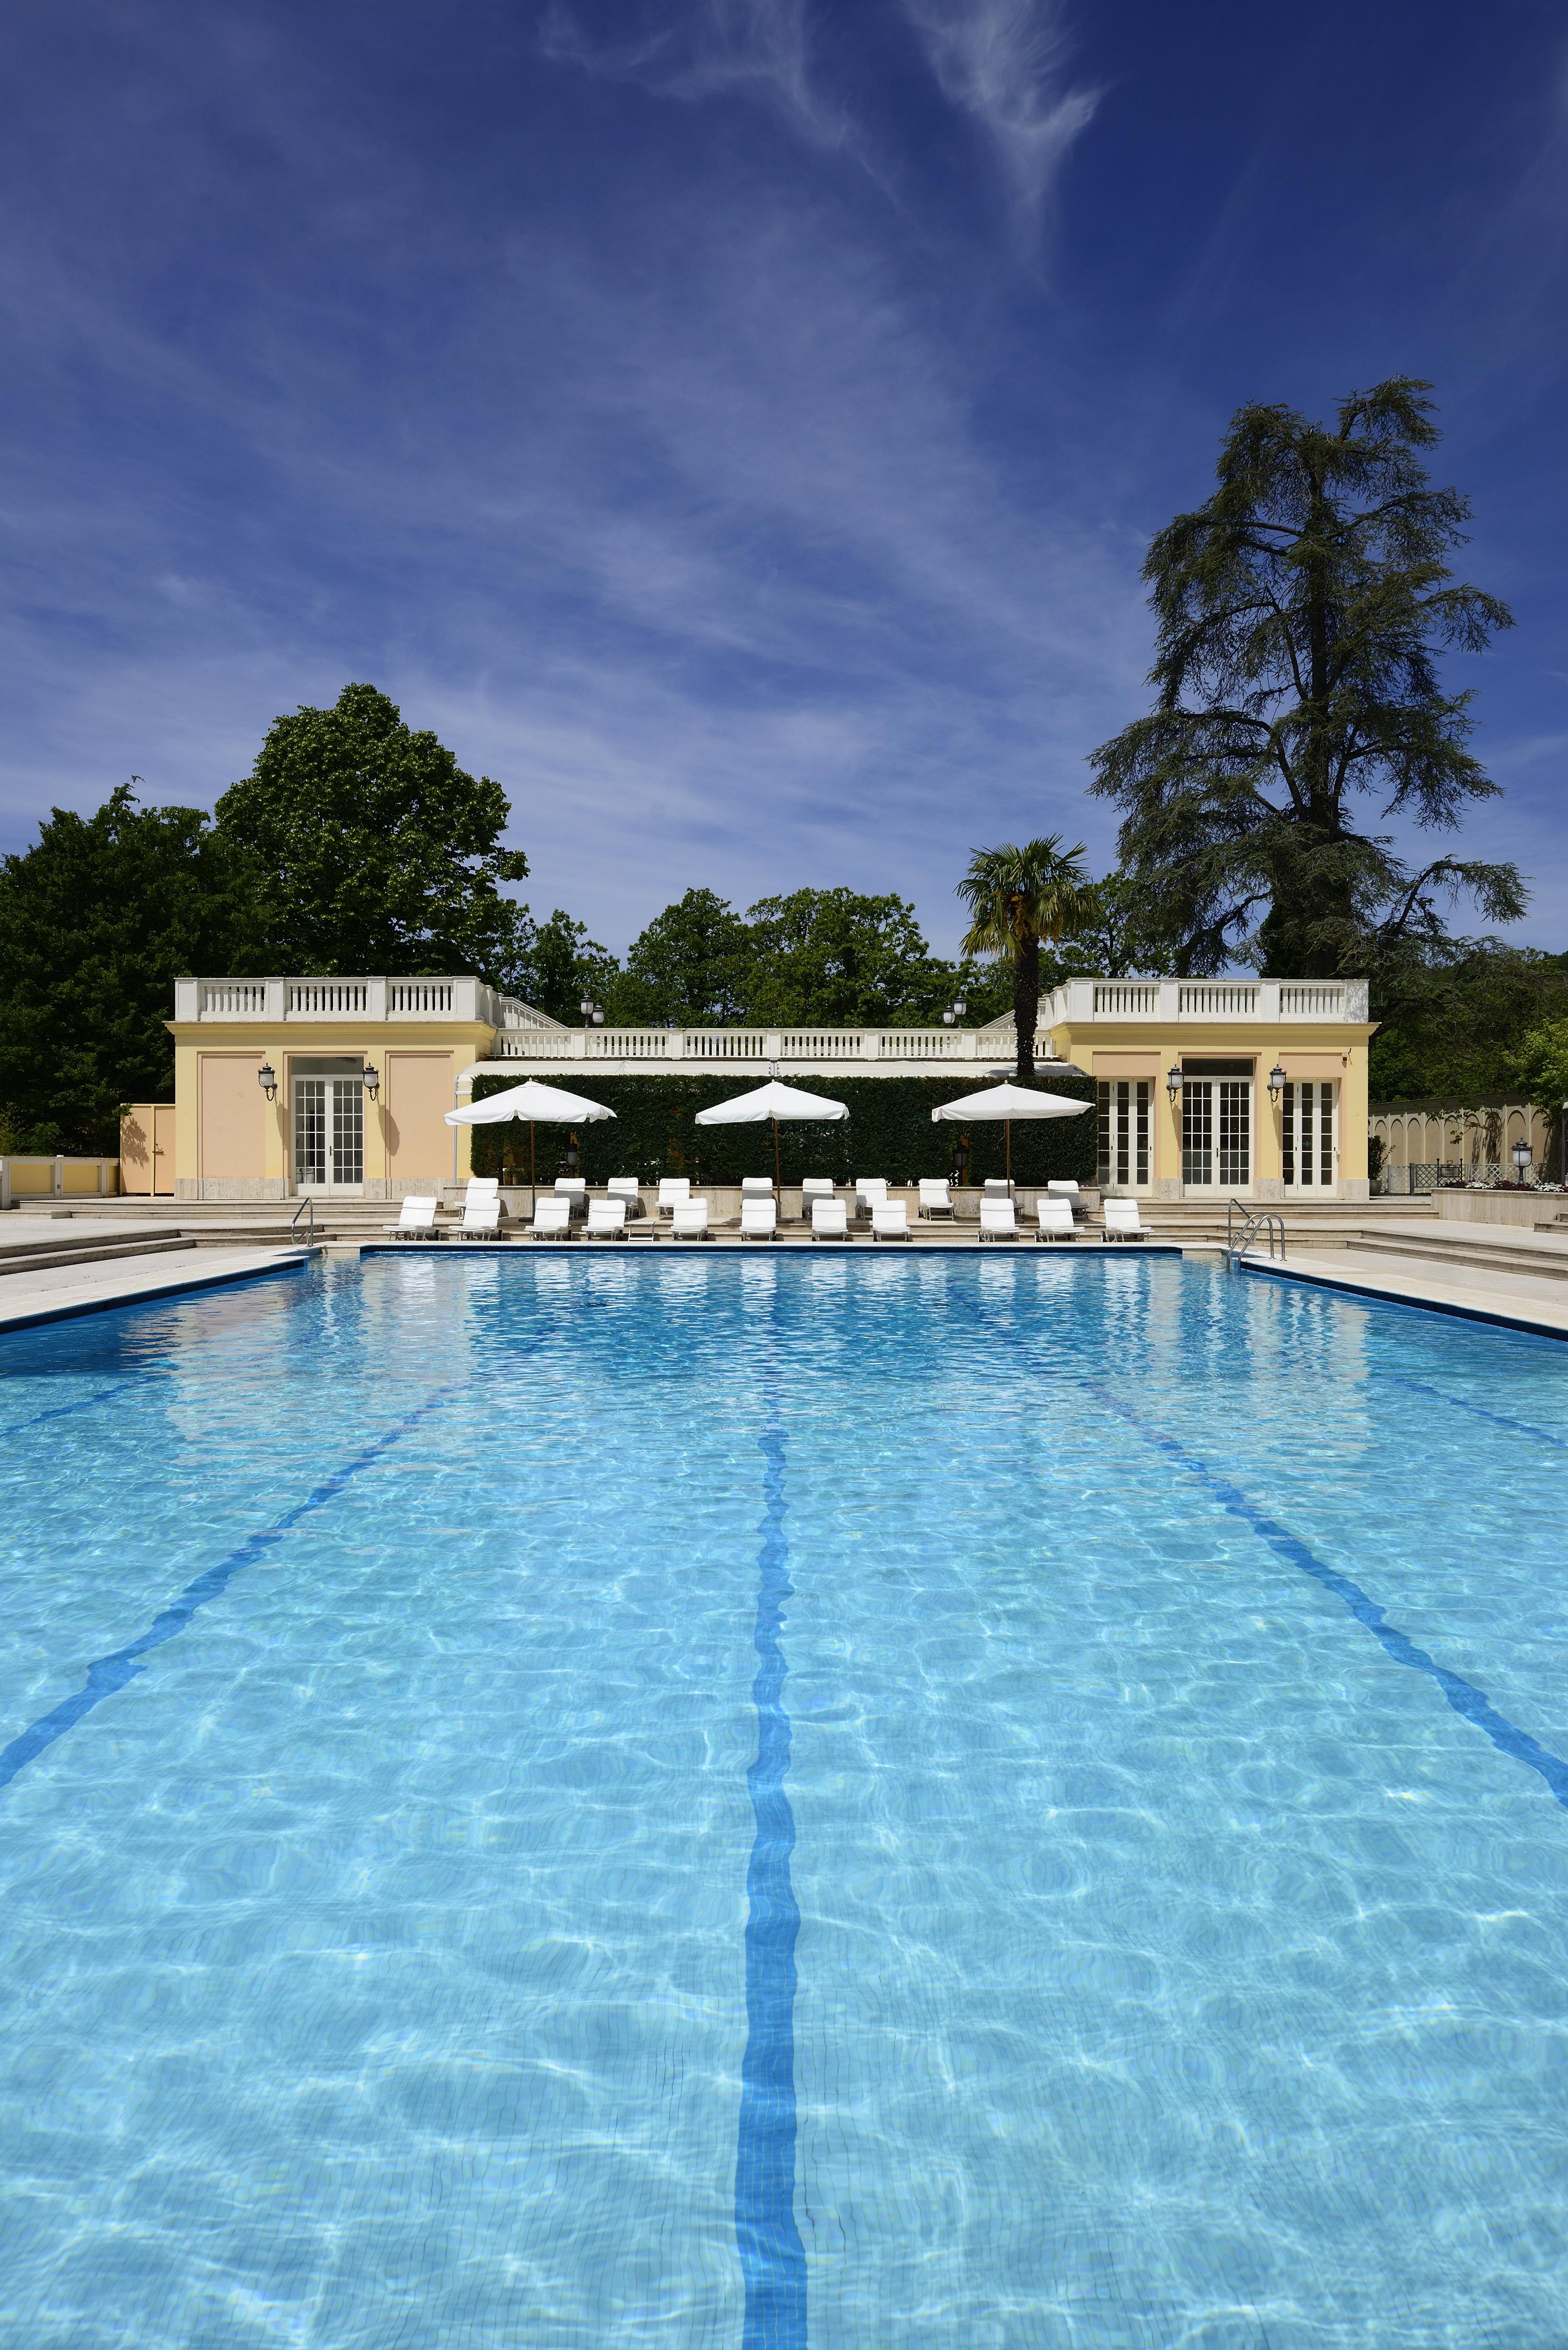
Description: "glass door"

(1097, 1079), (1150, 1189)
(1282, 1081), (1336, 1189)
(1182, 1079), (1251, 1190)
(293, 1076), (363, 1190)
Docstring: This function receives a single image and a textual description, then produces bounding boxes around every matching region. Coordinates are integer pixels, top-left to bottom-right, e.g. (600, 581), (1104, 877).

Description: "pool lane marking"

(735, 1422), (808, 2349)
(1082, 1381), (1568, 1814)
(0, 1379), (140, 1442)
(1384, 1373), (1568, 1453)
(0, 1394), (444, 1793)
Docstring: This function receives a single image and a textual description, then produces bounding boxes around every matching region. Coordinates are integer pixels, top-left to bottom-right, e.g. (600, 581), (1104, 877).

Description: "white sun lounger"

(657, 1177), (690, 1217)
(671, 1200), (710, 1241)
(384, 1195), (440, 1238)
(456, 1188), (504, 1240)
(802, 1176), (835, 1206)
(983, 1177), (1013, 1199)
(607, 1177), (641, 1208)
(740, 1198), (778, 1242)
(918, 1178), (953, 1220)
(741, 1176), (775, 1198)
(854, 1178), (888, 1218)
(585, 1199), (628, 1241)
(978, 1197), (1019, 1242)
(531, 1197), (573, 1239)
(811, 1197), (849, 1241)
(1102, 1198), (1147, 1242)
(871, 1202), (910, 1243)
(1035, 1197), (1077, 1242)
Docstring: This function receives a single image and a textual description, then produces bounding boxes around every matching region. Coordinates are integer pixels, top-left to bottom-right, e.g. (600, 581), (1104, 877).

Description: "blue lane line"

(735, 1424), (808, 2349)
(1085, 1381), (1568, 1813)
(0, 1379), (139, 1442)
(0, 1393), (443, 1793)
(1383, 1373), (1568, 1453)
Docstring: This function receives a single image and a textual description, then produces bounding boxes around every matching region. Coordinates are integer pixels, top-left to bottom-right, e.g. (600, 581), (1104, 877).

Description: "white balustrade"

(201, 982), (268, 1016)
(1178, 983), (1259, 1015)
(876, 1030), (965, 1058)
(685, 1031), (769, 1058)
(387, 980), (455, 1014)
(1279, 984), (1345, 1017)
(780, 1030), (863, 1058)
(1092, 983), (1159, 1015)
(587, 1028), (673, 1059)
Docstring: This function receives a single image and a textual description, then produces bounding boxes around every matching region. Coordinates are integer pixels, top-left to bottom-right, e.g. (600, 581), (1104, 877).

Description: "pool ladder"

(1225, 1199), (1285, 1265)
(291, 1196), (316, 1250)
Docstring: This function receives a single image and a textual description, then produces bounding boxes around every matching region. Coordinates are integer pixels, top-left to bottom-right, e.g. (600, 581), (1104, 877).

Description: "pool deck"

(1243, 1251), (1568, 1342)
(0, 1218), (308, 1334)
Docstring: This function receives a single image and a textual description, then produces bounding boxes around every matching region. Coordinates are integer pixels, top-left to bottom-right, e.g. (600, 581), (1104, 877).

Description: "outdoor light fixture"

(257, 1061), (278, 1102)
(1166, 1063), (1183, 1105)
(941, 998), (969, 1027)
(1267, 1062), (1286, 1104)
(580, 999), (604, 1026)
(362, 1060), (381, 1100)
(1513, 1139), (1532, 1173)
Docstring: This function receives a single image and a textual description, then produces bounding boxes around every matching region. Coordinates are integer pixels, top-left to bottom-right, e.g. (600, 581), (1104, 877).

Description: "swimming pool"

(1, 1252), (1566, 2347)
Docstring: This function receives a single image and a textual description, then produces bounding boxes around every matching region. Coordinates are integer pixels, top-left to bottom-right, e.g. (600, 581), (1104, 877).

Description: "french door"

(1282, 1081), (1336, 1189)
(1182, 1079), (1251, 1190)
(1097, 1079), (1150, 1188)
(294, 1077), (363, 1190)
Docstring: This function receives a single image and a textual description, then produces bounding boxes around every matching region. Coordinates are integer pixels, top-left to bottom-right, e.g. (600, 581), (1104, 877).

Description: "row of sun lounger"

(383, 1176), (1147, 1243)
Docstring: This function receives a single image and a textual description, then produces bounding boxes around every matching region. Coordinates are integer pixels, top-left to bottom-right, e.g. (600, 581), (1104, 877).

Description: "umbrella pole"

(530, 1122), (536, 1216)
(773, 1115), (781, 1192)
(1006, 1119), (1011, 1182)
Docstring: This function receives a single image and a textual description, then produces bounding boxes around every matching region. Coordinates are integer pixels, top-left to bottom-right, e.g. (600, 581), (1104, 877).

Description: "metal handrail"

(1225, 1199), (1285, 1262)
(291, 1196), (316, 1249)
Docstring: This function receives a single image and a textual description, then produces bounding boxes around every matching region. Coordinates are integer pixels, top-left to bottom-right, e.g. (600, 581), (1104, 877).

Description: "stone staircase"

(0, 1226), (199, 1279)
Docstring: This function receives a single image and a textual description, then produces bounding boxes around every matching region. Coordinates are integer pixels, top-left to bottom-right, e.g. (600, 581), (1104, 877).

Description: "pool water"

(1, 1253), (1567, 2348)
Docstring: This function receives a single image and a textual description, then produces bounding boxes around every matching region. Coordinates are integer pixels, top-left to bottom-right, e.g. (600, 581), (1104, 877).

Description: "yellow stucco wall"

(1051, 1019), (1373, 1196)
(168, 1021), (491, 1195)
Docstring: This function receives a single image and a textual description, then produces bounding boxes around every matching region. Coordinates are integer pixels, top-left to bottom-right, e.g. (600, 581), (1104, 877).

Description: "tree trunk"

(1013, 936), (1039, 1076)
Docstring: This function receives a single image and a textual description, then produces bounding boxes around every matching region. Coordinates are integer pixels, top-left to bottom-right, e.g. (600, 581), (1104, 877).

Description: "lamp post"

(1513, 1138), (1532, 1184)
(579, 999), (604, 1027)
(941, 998), (968, 1028)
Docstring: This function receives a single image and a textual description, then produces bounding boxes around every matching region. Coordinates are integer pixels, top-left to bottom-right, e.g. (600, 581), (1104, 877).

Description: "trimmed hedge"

(469, 1071), (1098, 1188)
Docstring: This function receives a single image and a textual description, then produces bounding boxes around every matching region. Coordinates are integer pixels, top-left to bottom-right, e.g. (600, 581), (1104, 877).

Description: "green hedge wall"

(469, 1071), (1098, 1187)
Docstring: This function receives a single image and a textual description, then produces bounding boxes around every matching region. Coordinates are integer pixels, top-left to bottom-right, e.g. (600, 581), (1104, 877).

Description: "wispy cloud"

(540, 0), (847, 147)
(900, 0), (1099, 229)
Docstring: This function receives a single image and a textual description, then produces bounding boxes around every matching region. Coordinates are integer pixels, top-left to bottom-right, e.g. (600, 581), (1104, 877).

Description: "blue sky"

(2, 0), (1565, 960)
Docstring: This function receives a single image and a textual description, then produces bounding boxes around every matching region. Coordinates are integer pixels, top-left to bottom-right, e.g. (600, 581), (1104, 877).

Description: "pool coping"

(1240, 1255), (1568, 1344)
(0, 1249), (310, 1336)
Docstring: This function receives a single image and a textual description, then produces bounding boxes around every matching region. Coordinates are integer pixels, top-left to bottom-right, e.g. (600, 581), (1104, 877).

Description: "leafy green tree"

(956, 836), (1095, 1075)
(515, 909), (620, 1025)
(215, 683), (531, 981)
(1367, 943), (1568, 1101)
(0, 782), (263, 1151)
(607, 888), (753, 1026)
(1052, 870), (1179, 979)
(1089, 379), (1524, 977)
(737, 888), (965, 1027)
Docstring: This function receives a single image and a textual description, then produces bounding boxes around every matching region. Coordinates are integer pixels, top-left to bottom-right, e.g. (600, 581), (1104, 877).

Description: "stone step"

(1344, 1234), (1568, 1283)
(0, 1236), (197, 1278)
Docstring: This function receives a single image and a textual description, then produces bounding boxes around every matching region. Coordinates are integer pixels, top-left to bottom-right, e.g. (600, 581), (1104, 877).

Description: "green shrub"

(469, 1071), (1097, 1187)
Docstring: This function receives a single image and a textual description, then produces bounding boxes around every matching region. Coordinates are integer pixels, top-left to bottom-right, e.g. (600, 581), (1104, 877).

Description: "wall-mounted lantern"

(258, 1061), (278, 1102)
(1165, 1062), (1183, 1105)
(362, 1060), (381, 1100)
(1267, 1062), (1286, 1104)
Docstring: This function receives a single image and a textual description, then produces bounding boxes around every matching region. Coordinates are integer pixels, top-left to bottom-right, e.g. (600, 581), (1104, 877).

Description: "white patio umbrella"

(931, 1080), (1090, 1181)
(446, 1078), (616, 1204)
(695, 1077), (849, 1189)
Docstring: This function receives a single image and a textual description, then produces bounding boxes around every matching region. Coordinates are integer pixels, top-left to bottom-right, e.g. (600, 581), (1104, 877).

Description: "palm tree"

(956, 837), (1094, 1076)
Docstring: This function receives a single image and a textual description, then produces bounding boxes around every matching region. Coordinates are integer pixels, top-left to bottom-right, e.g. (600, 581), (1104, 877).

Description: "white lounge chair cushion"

(741, 1176), (775, 1196)
(871, 1203), (909, 1240)
(740, 1200), (778, 1236)
(586, 1200), (627, 1234)
(979, 1199), (1018, 1237)
(983, 1177), (1012, 1197)
(802, 1177), (835, 1199)
(459, 1198), (502, 1233)
(532, 1198), (572, 1234)
(855, 1178), (888, 1207)
(1047, 1179), (1080, 1196)
(671, 1203), (710, 1237)
(554, 1177), (585, 1196)
(811, 1199), (848, 1236)
(388, 1196), (437, 1231)
(918, 1179), (951, 1207)
(607, 1177), (640, 1201)
(657, 1178), (690, 1207)
(1036, 1199), (1076, 1236)
(1103, 1199), (1145, 1237)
